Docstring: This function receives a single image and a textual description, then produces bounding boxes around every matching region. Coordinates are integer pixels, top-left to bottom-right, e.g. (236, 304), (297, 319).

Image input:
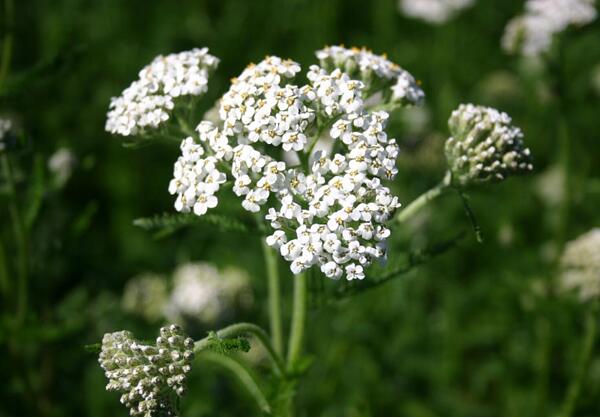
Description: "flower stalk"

(559, 304), (597, 417)
(262, 239), (284, 358)
(287, 271), (307, 370)
(395, 171), (451, 224)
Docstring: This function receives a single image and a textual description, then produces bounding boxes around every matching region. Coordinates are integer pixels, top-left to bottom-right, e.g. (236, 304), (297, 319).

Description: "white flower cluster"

(99, 325), (194, 417)
(502, 0), (597, 56)
(398, 0), (476, 24)
(446, 103), (533, 186)
(48, 148), (76, 187)
(0, 117), (12, 152)
(106, 48), (219, 136)
(169, 54), (413, 280)
(164, 262), (252, 325)
(315, 45), (425, 106)
(560, 228), (600, 301)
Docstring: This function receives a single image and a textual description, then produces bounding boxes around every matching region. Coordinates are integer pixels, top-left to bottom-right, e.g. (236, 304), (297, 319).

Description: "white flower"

(315, 46), (425, 107)
(502, 0), (597, 56)
(168, 52), (410, 280)
(105, 48), (219, 136)
(398, 0), (475, 24)
(0, 117), (12, 152)
(165, 262), (252, 324)
(48, 148), (76, 186)
(560, 229), (600, 301)
(446, 103), (533, 186)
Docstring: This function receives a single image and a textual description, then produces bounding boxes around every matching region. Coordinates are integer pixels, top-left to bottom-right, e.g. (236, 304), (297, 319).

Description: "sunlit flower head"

(169, 50), (419, 280)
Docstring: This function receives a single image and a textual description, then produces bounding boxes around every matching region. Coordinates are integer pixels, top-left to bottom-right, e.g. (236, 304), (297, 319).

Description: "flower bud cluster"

(168, 52), (416, 280)
(560, 229), (600, 301)
(398, 0), (476, 24)
(0, 117), (12, 152)
(315, 45), (424, 106)
(502, 0), (597, 56)
(446, 104), (533, 186)
(99, 324), (194, 417)
(106, 48), (219, 136)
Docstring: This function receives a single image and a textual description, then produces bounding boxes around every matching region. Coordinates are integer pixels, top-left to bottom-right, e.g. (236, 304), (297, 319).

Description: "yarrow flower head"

(0, 117), (13, 152)
(168, 49), (421, 280)
(98, 324), (194, 417)
(502, 0), (597, 56)
(106, 48), (219, 137)
(315, 45), (425, 106)
(398, 0), (476, 24)
(445, 104), (533, 187)
(560, 229), (600, 301)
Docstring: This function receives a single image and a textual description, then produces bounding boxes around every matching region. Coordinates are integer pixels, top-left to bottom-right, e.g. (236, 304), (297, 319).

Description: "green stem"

(287, 272), (307, 370)
(0, 0), (14, 93)
(198, 351), (272, 414)
(557, 115), (570, 248)
(194, 322), (285, 377)
(558, 305), (597, 417)
(1, 154), (28, 323)
(395, 171), (451, 224)
(0, 237), (10, 296)
(262, 239), (284, 357)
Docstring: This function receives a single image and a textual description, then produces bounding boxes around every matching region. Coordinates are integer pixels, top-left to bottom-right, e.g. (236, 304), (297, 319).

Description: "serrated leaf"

(133, 212), (259, 237)
(204, 331), (251, 354)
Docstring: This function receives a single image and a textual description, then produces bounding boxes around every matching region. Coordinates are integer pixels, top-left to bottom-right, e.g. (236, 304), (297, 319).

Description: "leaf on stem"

(133, 212), (259, 238)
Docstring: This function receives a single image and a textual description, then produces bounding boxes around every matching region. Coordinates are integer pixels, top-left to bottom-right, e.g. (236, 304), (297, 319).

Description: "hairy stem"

(262, 239), (284, 357)
(559, 305), (597, 417)
(194, 322), (285, 377)
(287, 271), (307, 370)
(198, 351), (272, 414)
(395, 171), (451, 224)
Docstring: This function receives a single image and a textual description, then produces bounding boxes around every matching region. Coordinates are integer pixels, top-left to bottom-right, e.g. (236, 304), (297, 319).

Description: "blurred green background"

(2, 0), (600, 416)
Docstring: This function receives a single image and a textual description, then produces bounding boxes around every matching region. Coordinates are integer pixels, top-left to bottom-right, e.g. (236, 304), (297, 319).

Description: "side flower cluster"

(315, 45), (425, 106)
(106, 48), (219, 136)
(398, 0), (476, 24)
(502, 0), (597, 56)
(560, 228), (600, 301)
(445, 103), (533, 186)
(168, 51), (416, 280)
(99, 325), (194, 417)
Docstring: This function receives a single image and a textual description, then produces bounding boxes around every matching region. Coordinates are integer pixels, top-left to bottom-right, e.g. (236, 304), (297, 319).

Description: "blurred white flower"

(0, 117), (13, 152)
(164, 262), (252, 325)
(560, 229), (600, 301)
(398, 0), (476, 24)
(105, 48), (219, 136)
(121, 273), (169, 321)
(48, 148), (76, 187)
(502, 0), (597, 56)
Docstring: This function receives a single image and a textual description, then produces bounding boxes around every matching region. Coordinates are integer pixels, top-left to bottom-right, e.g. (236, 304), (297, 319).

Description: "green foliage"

(133, 212), (260, 238)
(203, 331), (252, 355)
